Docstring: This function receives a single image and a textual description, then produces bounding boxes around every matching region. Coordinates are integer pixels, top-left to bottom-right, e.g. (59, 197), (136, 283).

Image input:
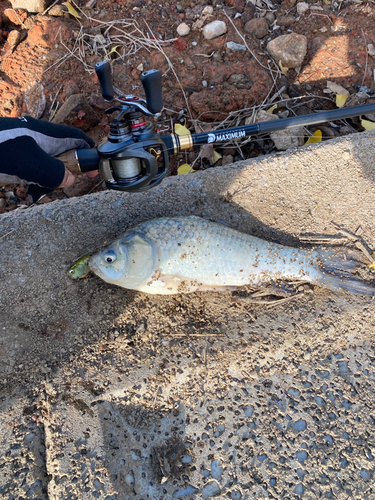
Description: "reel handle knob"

(141, 69), (163, 114)
(95, 61), (115, 101)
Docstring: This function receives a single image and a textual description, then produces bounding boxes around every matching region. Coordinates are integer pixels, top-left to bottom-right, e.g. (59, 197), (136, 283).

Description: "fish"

(68, 253), (91, 279)
(88, 216), (375, 296)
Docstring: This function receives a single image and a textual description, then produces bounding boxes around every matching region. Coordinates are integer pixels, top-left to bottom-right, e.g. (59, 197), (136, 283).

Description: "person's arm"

(0, 116), (97, 196)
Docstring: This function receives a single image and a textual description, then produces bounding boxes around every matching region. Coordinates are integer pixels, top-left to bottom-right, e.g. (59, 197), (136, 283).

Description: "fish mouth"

(88, 256), (103, 277)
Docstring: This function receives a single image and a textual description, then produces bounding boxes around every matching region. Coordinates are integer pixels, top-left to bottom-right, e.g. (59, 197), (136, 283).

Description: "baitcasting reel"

(94, 61), (168, 192)
(56, 60), (169, 192)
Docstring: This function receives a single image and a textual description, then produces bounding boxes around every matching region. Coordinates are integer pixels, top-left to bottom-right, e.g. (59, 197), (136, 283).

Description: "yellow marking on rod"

(179, 135), (193, 150)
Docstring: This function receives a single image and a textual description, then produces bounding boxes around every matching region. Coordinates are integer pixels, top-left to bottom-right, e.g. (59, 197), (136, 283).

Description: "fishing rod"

(56, 60), (375, 192)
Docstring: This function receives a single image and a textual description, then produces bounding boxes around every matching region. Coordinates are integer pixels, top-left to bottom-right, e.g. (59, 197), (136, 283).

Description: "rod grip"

(141, 69), (163, 114)
(95, 61), (115, 101)
(55, 149), (100, 174)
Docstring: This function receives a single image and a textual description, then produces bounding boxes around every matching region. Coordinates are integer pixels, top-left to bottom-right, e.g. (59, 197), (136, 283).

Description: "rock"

(9, 0), (53, 14)
(246, 110), (304, 151)
(277, 15), (295, 27)
(202, 20), (227, 40)
(4, 29), (27, 53)
(293, 418), (307, 431)
(241, 2), (256, 24)
(244, 18), (268, 39)
(184, 7), (195, 20)
(231, 490), (242, 500)
(3, 8), (28, 25)
(177, 23), (190, 36)
(248, 109), (278, 125)
(368, 43), (375, 57)
(276, 74), (289, 90)
(224, 0), (246, 12)
(280, 0), (297, 11)
(271, 126), (305, 150)
(63, 81), (80, 99)
(201, 480), (221, 499)
(48, 4), (68, 16)
(184, 56), (196, 70)
(266, 33), (307, 69)
(317, 125), (339, 139)
(212, 51), (223, 62)
(226, 41), (247, 51)
(85, 0), (96, 8)
(211, 459), (223, 480)
(89, 92), (107, 110)
(24, 82), (46, 118)
(286, 85), (299, 98)
(222, 155), (234, 166)
(202, 5), (213, 15)
(173, 485), (200, 498)
(174, 37), (187, 50)
(339, 125), (355, 136)
(52, 94), (99, 131)
(124, 471), (135, 487)
(26, 16), (71, 49)
(297, 2), (309, 14)
(228, 73), (252, 89)
(277, 110), (289, 119)
(222, 6), (237, 18)
(265, 12), (275, 24)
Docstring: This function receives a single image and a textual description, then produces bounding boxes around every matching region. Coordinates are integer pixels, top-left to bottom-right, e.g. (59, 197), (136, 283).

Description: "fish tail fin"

(313, 248), (375, 296)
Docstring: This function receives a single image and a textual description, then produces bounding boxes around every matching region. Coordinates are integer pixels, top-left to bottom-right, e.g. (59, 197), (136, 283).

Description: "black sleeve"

(0, 116), (95, 156)
(0, 136), (65, 189)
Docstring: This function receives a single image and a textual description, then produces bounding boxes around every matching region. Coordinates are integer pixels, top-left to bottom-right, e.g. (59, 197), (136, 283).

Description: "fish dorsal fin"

(119, 233), (158, 289)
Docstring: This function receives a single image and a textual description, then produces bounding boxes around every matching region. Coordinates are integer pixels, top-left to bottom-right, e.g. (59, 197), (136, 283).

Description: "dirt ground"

(1, 130), (375, 499)
(1, 0), (375, 499)
(2, 0), (375, 209)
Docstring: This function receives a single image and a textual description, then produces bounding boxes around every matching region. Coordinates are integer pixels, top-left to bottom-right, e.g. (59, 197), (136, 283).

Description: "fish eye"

(104, 253), (116, 263)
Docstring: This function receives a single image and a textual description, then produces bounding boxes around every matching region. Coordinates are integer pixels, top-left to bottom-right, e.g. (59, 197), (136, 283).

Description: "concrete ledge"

(1, 131), (375, 498)
(1, 130), (375, 375)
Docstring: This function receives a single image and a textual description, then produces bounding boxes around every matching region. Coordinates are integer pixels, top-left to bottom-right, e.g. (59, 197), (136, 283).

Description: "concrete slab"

(1, 130), (375, 499)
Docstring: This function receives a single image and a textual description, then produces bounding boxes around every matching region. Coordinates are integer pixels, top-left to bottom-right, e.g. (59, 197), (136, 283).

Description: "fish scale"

(88, 216), (375, 296)
(138, 218), (310, 287)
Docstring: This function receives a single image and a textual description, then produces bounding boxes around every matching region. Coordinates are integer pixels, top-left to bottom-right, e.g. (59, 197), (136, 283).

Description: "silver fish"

(88, 216), (375, 296)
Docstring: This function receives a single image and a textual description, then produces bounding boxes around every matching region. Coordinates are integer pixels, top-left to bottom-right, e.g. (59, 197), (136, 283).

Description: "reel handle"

(141, 69), (163, 113)
(95, 61), (115, 101)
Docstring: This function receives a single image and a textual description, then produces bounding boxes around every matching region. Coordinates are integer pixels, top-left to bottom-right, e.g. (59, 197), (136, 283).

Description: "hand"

(0, 115), (98, 195)
(59, 165), (98, 189)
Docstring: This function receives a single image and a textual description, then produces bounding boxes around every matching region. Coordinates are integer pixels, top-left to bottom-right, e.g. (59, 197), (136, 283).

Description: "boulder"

(267, 33), (307, 69)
